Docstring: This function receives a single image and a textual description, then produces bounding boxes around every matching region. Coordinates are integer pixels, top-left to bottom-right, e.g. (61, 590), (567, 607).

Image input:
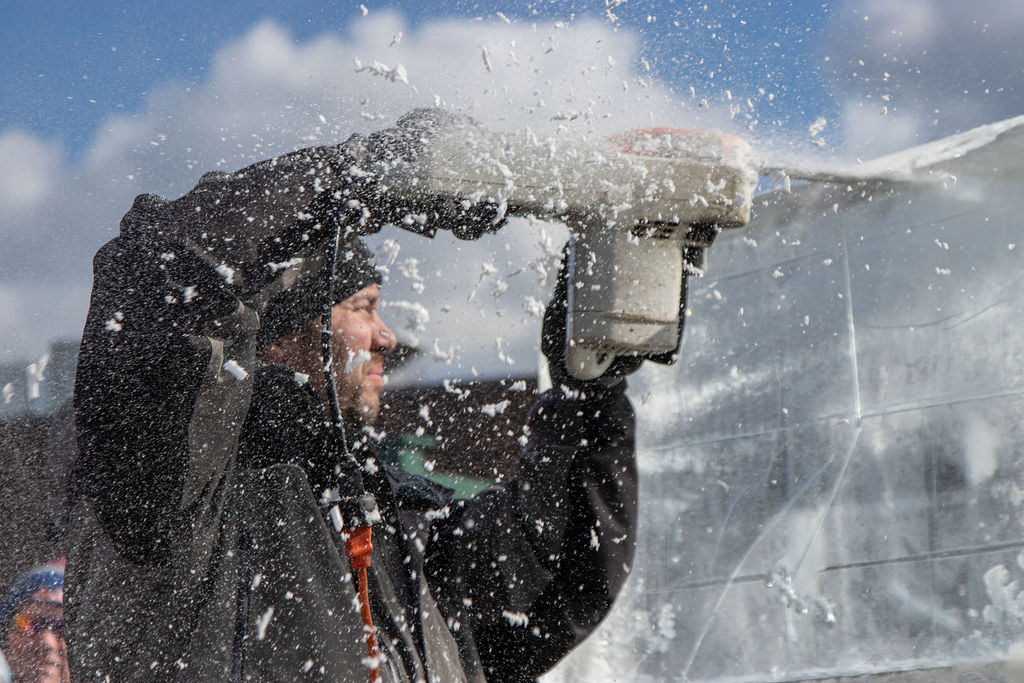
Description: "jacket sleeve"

(423, 383), (637, 679)
(70, 108), (506, 565)
(70, 141), (366, 564)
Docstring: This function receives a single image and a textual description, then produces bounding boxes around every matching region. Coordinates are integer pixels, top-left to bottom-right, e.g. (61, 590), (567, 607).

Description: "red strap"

(345, 526), (380, 683)
(345, 526), (374, 569)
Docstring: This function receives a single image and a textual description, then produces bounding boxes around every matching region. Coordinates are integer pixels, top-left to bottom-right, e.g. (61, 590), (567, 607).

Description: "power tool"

(374, 115), (758, 379)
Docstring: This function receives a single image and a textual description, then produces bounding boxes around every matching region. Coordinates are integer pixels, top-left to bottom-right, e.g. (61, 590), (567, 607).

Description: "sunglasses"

(13, 613), (65, 639)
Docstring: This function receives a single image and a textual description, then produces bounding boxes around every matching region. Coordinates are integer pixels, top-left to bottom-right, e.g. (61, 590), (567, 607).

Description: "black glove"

(541, 246), (643, 393)
(359, 108), (508, 240)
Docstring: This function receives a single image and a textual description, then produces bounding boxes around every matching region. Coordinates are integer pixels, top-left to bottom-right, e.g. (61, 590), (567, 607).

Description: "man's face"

(4, 592), (69, 683)
(327, 284), (396, 424)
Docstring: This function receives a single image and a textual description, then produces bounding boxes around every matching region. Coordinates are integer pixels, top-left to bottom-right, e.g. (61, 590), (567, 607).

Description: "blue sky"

(2, 1), (840, 161)
(2, 0), (1023, 371)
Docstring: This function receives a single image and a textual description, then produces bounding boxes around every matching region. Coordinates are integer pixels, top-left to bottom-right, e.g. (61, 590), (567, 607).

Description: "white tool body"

(382, 120), (758, 379)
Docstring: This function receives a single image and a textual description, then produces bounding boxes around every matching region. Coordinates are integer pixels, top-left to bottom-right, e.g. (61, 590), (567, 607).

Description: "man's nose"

(375, 320), (397, 352)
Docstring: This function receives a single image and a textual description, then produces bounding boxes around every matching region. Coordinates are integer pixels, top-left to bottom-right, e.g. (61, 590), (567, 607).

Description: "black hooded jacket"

(65, 137), (638, 681)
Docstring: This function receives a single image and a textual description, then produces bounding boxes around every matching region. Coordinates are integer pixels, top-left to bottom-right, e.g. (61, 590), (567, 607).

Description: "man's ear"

(260, 342), (289, 365)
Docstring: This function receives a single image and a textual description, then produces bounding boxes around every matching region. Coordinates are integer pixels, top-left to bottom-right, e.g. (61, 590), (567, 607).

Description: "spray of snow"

(431, 340), (456, 365)
(501, 610), (529, 628)
(479, 400), (510, 417)
(523, 296), (546, 317)
(25, 353), (49, 401)
(375, 239), (401, 267)
(105, 311), (125, 332)
(352, 58), (409, 85)
(215, 264), (236, 284)
(267, 256), (304, 273)
(383, 300), (429, 332)
(344, 349), (372, 373)
(255, 606), (274, 641)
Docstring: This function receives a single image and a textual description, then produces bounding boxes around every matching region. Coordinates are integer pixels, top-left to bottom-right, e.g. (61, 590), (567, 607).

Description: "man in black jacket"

(66, 110), (640, 681)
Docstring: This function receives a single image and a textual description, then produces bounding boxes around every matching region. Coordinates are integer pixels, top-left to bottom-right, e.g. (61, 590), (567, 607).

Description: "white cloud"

(0, 14), (743, 372)
(825, 1), (1024, 157)
(0, 280), (92, 366)
(0, 130), (63, 221)
(851, 0), (942, 51)
(8, 6), (1020, 368)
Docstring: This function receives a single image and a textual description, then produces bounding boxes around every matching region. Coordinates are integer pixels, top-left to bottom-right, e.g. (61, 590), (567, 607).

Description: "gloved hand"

(149, 109), (507, 305)
(541, 246), (643, 393)
(358, 108), (509, 240)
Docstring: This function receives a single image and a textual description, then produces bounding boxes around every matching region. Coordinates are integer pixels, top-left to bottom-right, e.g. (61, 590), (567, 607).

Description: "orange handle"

(345, 526), (379, 682)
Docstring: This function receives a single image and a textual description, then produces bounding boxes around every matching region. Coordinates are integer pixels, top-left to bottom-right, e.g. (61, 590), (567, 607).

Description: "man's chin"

(350, 395), (381, 425)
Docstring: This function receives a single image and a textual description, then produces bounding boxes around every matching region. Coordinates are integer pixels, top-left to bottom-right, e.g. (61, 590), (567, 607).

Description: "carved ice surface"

(545, 118), (1024, 682)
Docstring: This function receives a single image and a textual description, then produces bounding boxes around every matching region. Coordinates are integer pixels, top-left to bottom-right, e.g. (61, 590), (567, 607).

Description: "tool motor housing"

(379, 121), (758, 379)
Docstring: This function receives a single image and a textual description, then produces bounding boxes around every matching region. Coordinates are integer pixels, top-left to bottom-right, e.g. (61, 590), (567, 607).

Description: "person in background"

(0, 561), (68, 683)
